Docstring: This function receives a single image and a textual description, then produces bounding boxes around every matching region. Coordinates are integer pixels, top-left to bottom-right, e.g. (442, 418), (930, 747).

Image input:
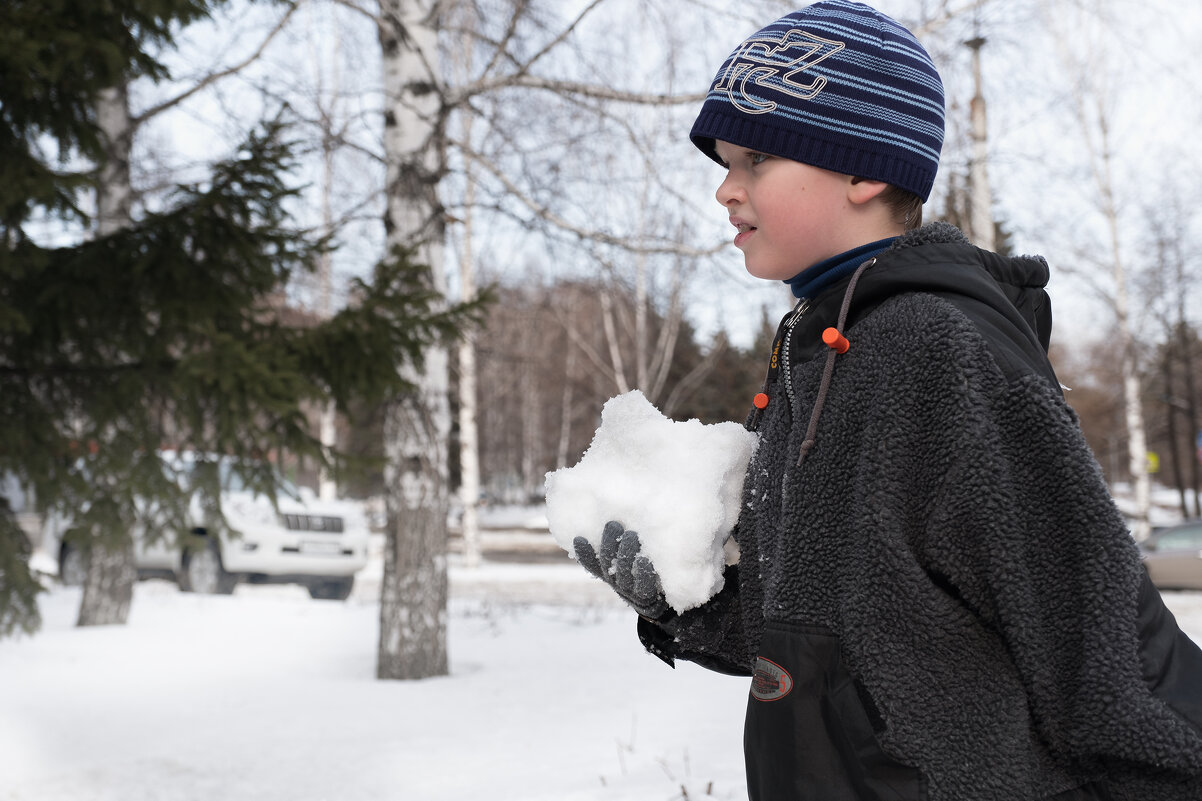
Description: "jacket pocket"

(744, 621), (926, 801)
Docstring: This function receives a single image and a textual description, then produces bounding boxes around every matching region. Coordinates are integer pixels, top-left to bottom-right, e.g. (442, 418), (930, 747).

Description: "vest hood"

(788, 222), (1058, 389)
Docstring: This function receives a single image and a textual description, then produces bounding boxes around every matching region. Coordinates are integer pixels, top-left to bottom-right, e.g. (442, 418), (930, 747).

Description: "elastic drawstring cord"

(797, 257), (877, 467)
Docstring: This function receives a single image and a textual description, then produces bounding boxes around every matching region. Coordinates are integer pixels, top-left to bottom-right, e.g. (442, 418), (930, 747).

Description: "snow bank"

(2, 580), (753, 801)
(545, 390), (758, 613)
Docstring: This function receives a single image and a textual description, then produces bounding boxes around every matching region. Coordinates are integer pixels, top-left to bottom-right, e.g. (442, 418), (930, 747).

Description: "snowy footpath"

(5, 552), (1202, 801)
(0, 556), (750, 801)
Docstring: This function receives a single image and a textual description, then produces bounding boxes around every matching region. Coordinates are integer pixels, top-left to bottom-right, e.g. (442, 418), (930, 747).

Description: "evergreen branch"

(0, 501), (43, 637)
(0, 360), (176, 376)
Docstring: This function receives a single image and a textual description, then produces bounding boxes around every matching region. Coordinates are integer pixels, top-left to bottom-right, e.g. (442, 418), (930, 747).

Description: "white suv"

(52, 454), (371, 600)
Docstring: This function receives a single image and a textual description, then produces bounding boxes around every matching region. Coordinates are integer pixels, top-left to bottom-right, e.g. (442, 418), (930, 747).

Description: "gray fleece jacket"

(644, 224), (1202, 800)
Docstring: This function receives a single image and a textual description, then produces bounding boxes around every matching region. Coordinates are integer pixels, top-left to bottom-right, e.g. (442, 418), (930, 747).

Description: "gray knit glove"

(574, 521), (670, 619)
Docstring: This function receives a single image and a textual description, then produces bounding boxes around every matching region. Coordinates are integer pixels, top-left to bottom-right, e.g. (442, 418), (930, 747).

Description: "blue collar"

(784, 238), (897, 300)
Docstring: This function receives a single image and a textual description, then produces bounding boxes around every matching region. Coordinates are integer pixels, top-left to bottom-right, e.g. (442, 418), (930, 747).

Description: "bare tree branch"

(549, 298), (619, 388)
(647, 255), (685, 400)
(453, 138), (726, 257)
(134, 2), (301, 126)
(507, 0), (608, 78)
(661, 338), (724, 418)
(477, 0), (531, 79)
(460, 74), (706, 106)
(328, 0), (384, 26)
(908, 0), (994, 37)
(599, 288), (630, 393)
(253, 80), (386, 164)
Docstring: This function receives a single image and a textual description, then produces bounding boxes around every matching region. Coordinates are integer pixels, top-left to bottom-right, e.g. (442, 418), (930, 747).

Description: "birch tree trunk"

(1049, 4), (1151, 536)
(95, 85), (133, 235)
(1095, 107), (1150, 540)
(78, 83), (137, 628)
(316, 39), (339, 501)
(454, 16), (482, 569)
(316, 133), (339, 501)
(457, 166), (482, 569)
(556, 343), (577, 470)
(376, 0), (450, 680)
(520, 356), (541, 497)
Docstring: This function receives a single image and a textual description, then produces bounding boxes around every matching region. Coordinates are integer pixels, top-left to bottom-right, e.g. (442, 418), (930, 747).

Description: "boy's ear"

(847, 176), (890, 206)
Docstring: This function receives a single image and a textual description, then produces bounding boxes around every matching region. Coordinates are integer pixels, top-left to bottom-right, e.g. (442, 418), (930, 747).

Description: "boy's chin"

(744, 260), (802, 283)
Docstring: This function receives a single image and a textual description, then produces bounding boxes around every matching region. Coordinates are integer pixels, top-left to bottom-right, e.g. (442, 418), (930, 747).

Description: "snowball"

(545, 390), (758, 613)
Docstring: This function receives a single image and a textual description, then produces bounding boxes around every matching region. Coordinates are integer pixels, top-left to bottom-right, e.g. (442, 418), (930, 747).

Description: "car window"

(219, 463), (301, 499)
(1156, 527), (1202, 551)
(165, 458), (298, 499)
(218, 462), (247, 494)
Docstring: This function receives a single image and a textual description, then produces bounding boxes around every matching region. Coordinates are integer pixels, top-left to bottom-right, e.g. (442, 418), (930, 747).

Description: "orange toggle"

(753, 392), (770, 409)
(822, 327), (850, 354)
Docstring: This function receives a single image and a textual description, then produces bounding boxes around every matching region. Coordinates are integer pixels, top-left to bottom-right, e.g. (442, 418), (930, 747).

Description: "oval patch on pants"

(751, 656), (793, 701)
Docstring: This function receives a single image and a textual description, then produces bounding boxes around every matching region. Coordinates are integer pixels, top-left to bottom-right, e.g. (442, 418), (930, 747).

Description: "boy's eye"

(714, 150), (767, 169)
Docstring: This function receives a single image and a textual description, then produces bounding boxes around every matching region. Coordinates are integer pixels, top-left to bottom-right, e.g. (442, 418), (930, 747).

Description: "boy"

(572, 2), (1202, 799)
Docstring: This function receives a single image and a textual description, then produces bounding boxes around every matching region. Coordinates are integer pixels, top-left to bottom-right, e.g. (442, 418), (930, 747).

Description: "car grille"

(282, 514), (345, 533)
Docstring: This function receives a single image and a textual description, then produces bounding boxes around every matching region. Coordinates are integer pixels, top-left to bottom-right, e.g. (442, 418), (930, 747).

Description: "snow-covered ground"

(1109, 482), (1200, 529)
(0, 552), (750, 801)
(5, 529), (1202, 801)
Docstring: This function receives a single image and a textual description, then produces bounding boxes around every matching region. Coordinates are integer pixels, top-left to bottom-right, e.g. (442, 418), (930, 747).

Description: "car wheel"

(59, 543), (88, 587)
(307, 577), (354, 601)
(179, 539), (237, 595)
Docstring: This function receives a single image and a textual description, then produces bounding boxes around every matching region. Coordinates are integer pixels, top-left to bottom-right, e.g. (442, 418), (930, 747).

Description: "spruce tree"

(0, 0), (476, 635)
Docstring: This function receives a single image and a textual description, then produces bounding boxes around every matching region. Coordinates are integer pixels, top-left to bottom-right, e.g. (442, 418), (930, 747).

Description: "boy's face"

(713, 139), (857, 281)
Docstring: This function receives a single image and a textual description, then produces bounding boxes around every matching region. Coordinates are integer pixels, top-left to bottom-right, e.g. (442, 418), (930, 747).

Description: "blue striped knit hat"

(691, 0), (945, 200)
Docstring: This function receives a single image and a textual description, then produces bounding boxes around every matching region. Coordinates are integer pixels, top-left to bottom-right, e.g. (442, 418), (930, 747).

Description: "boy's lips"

(730, 216), (756, 247)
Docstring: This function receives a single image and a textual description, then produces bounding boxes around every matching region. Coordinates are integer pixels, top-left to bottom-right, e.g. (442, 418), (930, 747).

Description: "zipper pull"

(785, 298), (810, 327)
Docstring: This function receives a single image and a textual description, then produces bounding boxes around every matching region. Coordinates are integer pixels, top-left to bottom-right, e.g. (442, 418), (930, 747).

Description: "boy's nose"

(715, 174), (744, 207)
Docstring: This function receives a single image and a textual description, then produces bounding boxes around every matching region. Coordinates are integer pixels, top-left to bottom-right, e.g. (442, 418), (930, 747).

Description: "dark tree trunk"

(1177, 323), (1202, 518)
(378, 396), (450, 680)
(78, 81), (139, 629)
(77, 540), (136, 627)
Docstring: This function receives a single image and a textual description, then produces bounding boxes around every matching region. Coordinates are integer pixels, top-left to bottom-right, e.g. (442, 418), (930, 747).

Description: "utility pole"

(965, 36), (995, 252)
(310, 1), (340, 501)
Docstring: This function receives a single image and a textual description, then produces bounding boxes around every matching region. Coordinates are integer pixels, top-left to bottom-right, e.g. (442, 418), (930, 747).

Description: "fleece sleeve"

(637, 564), (757, 676)
(913, 367), (1202, 777)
